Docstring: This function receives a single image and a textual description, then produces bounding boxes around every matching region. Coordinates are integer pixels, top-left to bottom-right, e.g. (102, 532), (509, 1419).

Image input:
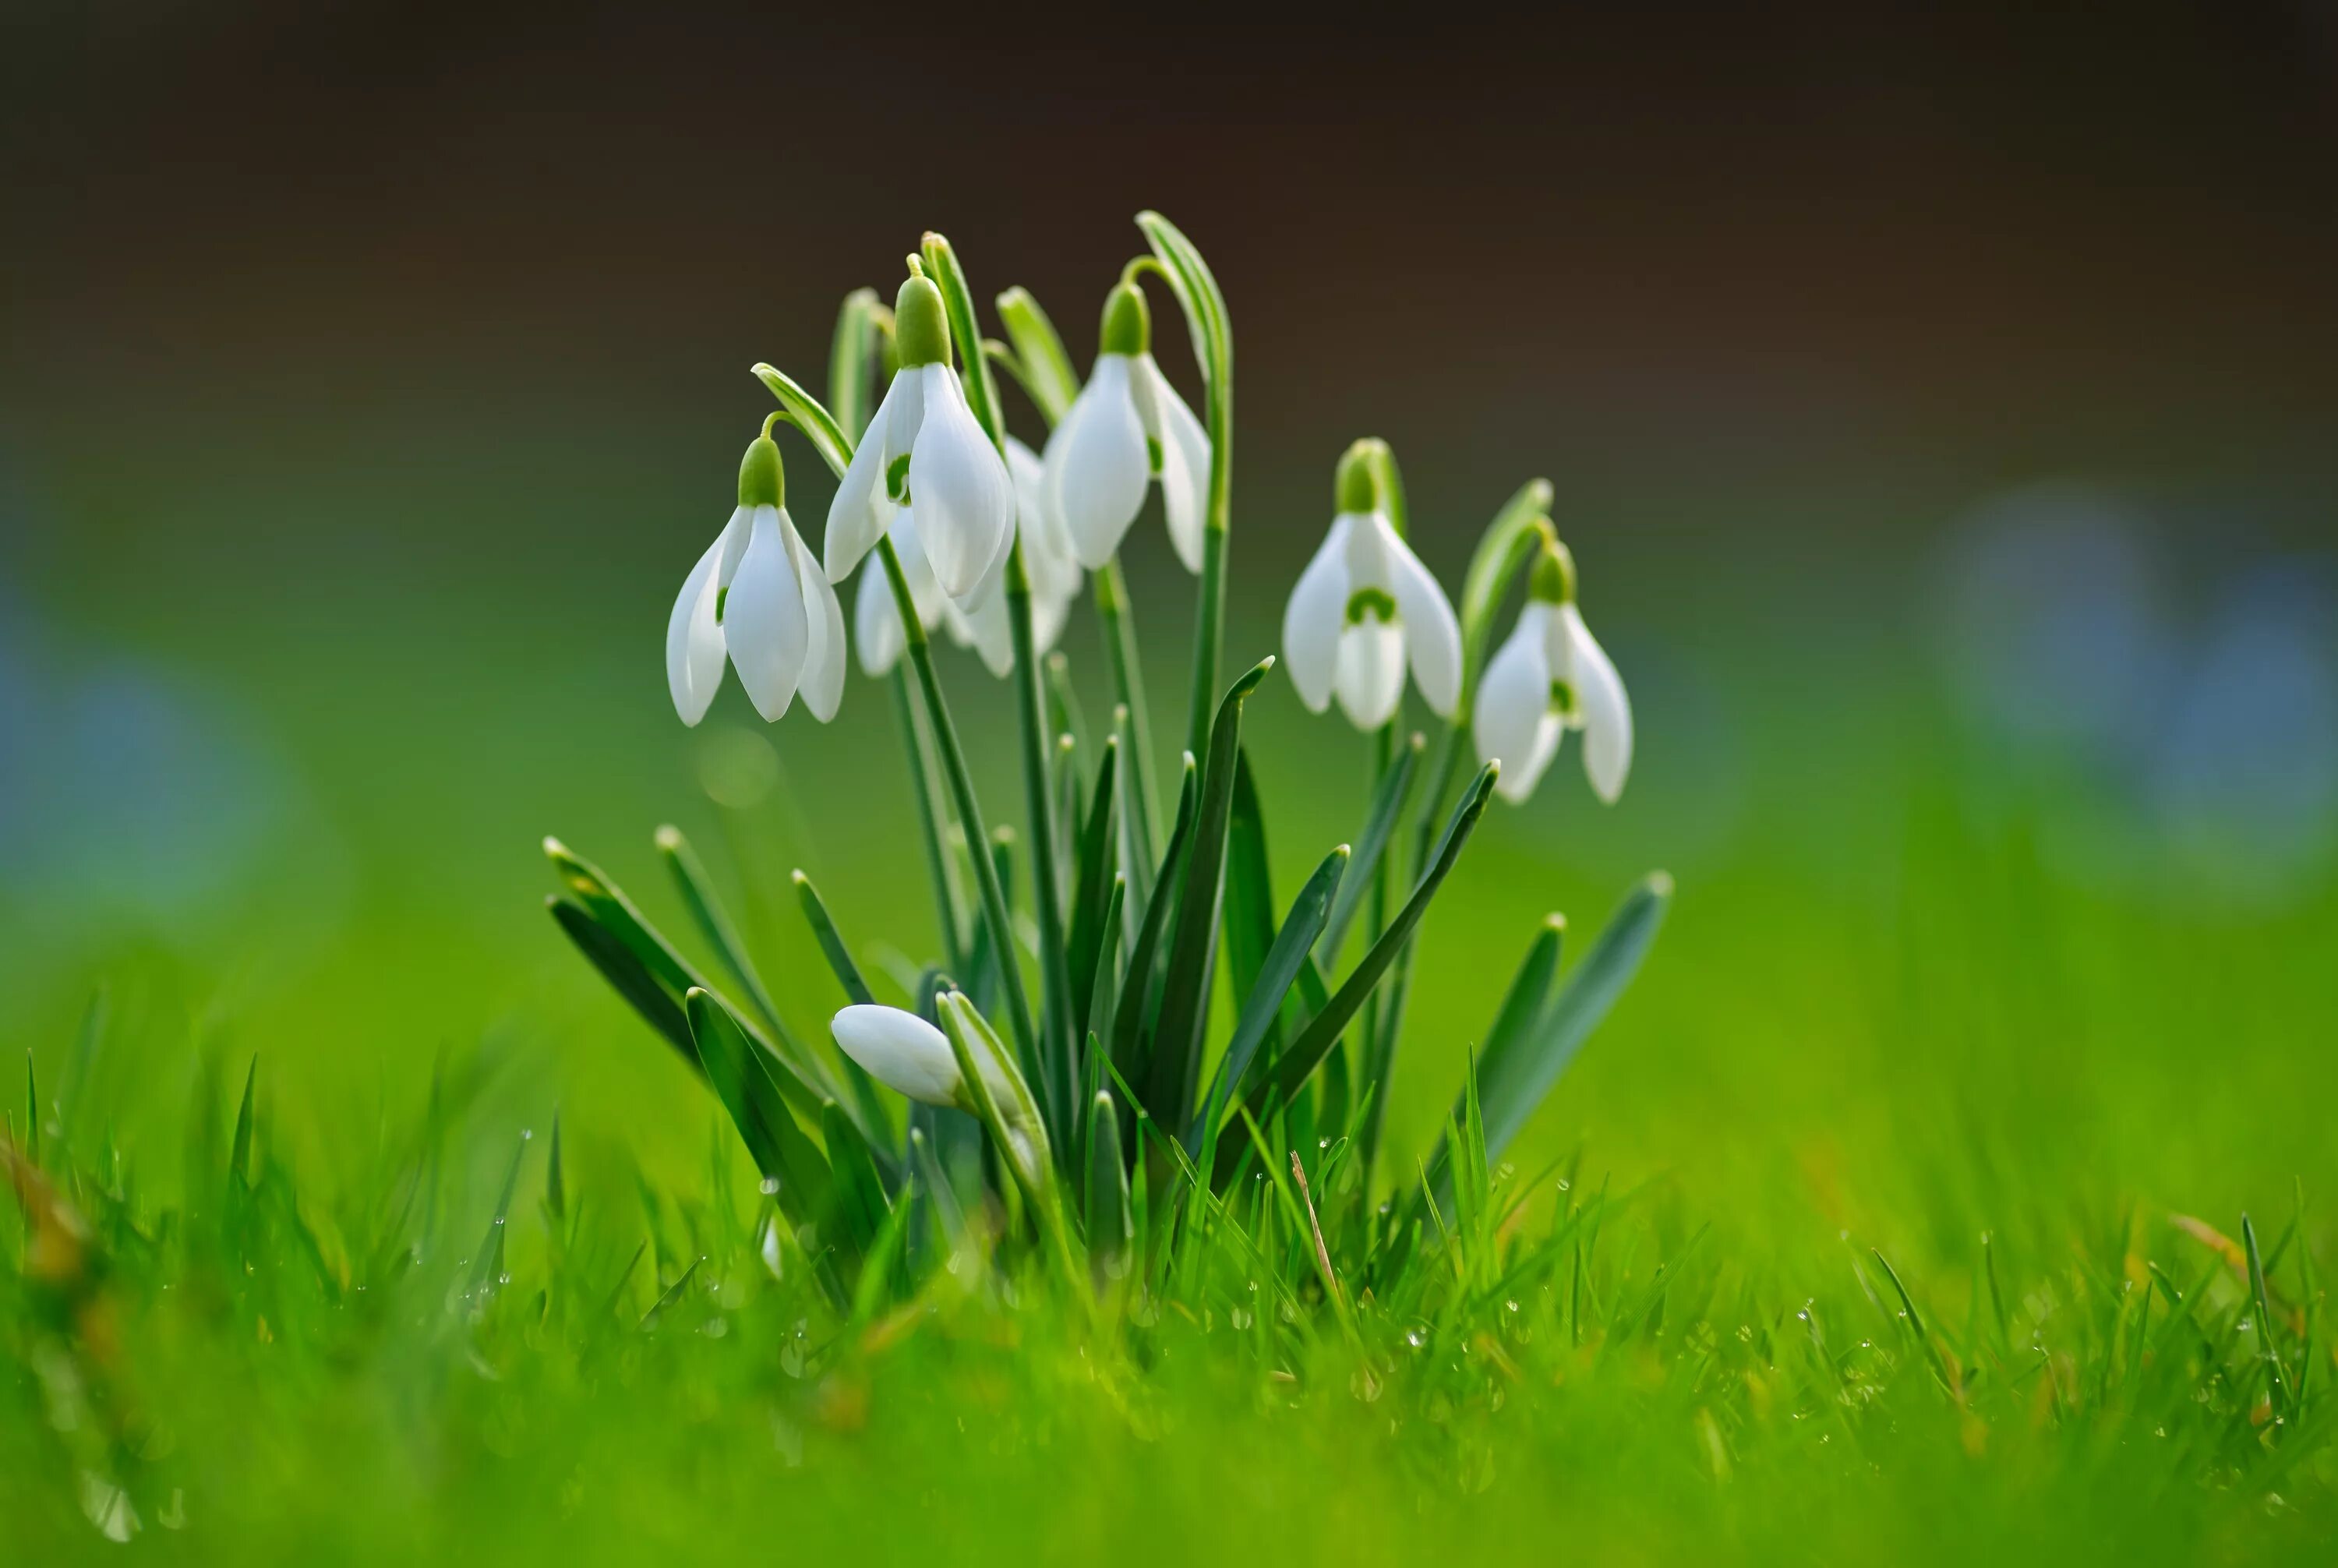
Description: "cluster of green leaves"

(551, 215), (1671, 1319)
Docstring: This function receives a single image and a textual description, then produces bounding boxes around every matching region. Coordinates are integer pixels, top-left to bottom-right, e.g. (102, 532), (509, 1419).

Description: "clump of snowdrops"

(549, 213), (1669, 1318)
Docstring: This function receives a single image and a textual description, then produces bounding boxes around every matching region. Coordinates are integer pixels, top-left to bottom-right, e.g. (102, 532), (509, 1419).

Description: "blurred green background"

(5, 5), (2336, 1239)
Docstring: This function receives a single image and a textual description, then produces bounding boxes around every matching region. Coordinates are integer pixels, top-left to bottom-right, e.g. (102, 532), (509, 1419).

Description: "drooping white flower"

(1473, 538), (1632, 804)
(1281, 447), (1461, 730)
(944, 437), (1083, 676)
(666, 422), (847, 726)
(854, 440), (1083, 680)
(1041, 280), (1209, 573)
(825, 266), (1015, 600)
(851, 512), (948, 677)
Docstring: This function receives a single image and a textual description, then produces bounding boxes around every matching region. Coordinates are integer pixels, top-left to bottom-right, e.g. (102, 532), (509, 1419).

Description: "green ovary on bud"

(1335, 440), (1379, 514)
(737, 417), (786, 508)
(893, 265), (951, 368)
(1099, 281), (1150, 358)
(1528, 528), (1577, 605)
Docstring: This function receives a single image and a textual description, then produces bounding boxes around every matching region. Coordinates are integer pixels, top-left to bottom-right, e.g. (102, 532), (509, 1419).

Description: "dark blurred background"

(5, 4), (2336, 1200)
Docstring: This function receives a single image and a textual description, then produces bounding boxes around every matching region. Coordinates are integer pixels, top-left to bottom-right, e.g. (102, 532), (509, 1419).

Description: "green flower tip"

(737, 426), (785, 508)
(1099, 281), (1150, 357)
(1334, 441), (1381, 514)
(894, 268), (950, 368)
(1528, 529), (1577, 605)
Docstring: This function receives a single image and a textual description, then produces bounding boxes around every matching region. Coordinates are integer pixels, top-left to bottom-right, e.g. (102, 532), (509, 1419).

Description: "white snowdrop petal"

(853, 557), (904, 677)
(1374, 515), (1464, 719)
(1050, 356), (1150, 570)
(785, 510), (847, 722)
(946, 588), (1016, 678)
(1281, 516), (1352, 713)
(1474, 610), (1563, 803)
(825, 376), (909, 583)
(1134, 354), (1210, 574)
(722, 505), (810, 722)
(951, 489), (1019, 618)
(908, 365), (1014, 598)
(1560, 603), (1633, 803)
(1333, 618), (1407, 730)
(666, 519), (734, 726)
(830, 1005), (962, 1107)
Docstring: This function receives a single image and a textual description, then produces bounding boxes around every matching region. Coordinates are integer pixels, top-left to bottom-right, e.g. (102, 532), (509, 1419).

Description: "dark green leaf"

(1474, 874), (1669, 1165)
(821, 1100), (892, 1256)
(1085, 1090), (1132, 1274)
(1065, 738), (1121, 1030)
(1188, 846), (1349, 1157)
(656, 825), (788, 1042)
(1316, 732), (1424, 968)
(793, 870), (876, 1005)
(549, 896), (694, 1064)
(1110, 758), (1199, 1101)
(682, 988), (836, 1246)
(1143, 659), (1274, 1137)
(1222, 749), (1277, 1013)
(1249, 766), (1500, 1114)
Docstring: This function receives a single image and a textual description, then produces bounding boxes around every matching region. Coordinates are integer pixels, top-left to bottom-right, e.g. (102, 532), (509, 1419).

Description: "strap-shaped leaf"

(1475, 874), (1670, 1164)
(683, 988), (836, 1244)
(793, 871), (876, 1006)
(1085, 1089), (1132, 1273)
(656, 825), (787, 1043)
(1065, 739), (1121, 1031)
(548, 897), (693, 1065)
(1222, 750), (1277, 1014)
(820, 1100), (892, 1255)
(1109, 758), (1199, 1097)
(1248, 765), (1500, 1113)
(1316, 732), (1423, 968)
(1143, 659), (1274, 1136)
(1188, 845), (1349, 1158)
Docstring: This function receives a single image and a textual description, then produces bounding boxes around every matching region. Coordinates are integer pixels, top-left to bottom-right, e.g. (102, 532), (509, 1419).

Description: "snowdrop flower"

(1042, 280), (1210, 572)
(1281, 444), (1462, 729)
(1473, 535), (1632, 804)
(825, 262), (1015, 600)
(850, 513), (948, 677)
(944, 437), (1083, 676)
(831, 1000), (1047, 1181)
(666, 417), (847, 726)
(854, 440), (1082, 679)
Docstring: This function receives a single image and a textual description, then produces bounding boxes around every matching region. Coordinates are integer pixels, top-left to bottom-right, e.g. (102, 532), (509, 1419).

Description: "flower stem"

(1006, 541), (1079, 1153)
(889, 664), (968, 976)
(1093, 556), (1160, 861)
(876, 536), (1044, 1089)
(1183, 516), (1228, 765)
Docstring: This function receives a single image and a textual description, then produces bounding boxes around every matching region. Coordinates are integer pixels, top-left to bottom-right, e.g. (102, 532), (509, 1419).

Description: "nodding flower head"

(1041, 278), (1210, 573)
(824, 260), (1015, 602)
(853, 438), (1082, 680)
(1473, 531), (1633, 804)
(666, 417), (847, 727)
(1280, 442), (1461, 730)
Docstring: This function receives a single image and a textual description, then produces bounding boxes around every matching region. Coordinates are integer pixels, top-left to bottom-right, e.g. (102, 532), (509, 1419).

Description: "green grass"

(5, 769), (2335, 1564)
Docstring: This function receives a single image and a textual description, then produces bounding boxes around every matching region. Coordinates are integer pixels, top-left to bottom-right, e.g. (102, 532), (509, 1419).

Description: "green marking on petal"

(1146, 436), (1164, 475)
(1344, 587), (1398, 627)
(886, 453), (913, 503)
